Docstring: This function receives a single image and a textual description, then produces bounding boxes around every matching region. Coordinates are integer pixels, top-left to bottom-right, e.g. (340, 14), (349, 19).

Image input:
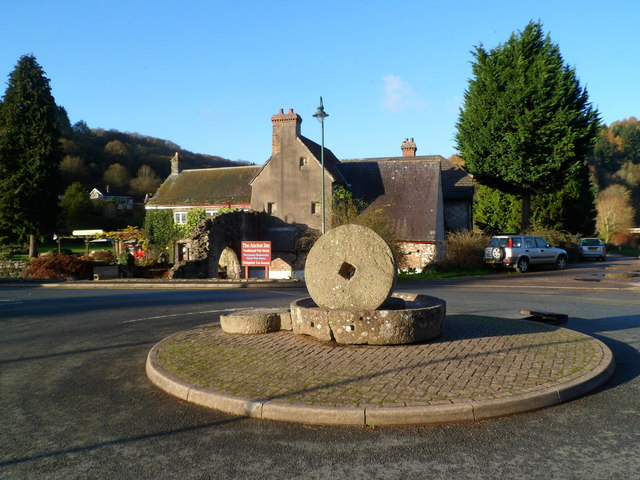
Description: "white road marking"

(122, 308), (243, 324)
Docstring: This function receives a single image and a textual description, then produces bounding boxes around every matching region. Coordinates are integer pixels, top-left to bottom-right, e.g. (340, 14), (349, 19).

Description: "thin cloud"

(381, 75), (426, 113)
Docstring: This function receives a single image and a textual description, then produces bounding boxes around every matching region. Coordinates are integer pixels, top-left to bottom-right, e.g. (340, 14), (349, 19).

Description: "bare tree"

(596, 184), (636, 242)
(130, 164), (161, 198)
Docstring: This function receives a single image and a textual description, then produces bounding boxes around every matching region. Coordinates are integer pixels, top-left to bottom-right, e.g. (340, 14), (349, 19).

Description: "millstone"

(304, 224), (397, 310)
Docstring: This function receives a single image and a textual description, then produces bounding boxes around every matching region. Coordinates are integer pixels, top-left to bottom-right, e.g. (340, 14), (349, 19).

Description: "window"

(311, 202), (320, 215)
(205, 210), (218, 218)
(267, 203), (276, 215)
(174, 211), (187, 224)
(299, 157), (307, 169)
(535, 237), (549, 248)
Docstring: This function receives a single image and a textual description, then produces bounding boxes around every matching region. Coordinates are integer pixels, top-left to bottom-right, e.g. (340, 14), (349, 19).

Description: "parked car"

(579, 238), (606, 261)
(483, 235), (568, 273)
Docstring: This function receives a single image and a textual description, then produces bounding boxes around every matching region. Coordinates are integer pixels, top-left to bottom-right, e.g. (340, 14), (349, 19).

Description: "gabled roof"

(146, 165), (261, 207)
(338, 158), (442, 241)
(298, 136), (347, 184)
(249, 135), (347, 186)
(440, 157), (474, 200)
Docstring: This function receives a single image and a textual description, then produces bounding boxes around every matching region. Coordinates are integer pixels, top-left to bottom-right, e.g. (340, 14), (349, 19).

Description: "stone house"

(145, 108), (474, 276)
(89, 187), (134, 210)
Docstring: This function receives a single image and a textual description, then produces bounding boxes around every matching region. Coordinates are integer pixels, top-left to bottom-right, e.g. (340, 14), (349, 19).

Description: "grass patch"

(610, 247), (640, 257)
(399, 265), (497, 280)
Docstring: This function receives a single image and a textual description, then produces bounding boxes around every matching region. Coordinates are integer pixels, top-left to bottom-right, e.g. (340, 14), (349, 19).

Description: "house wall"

(251, 109), (331, 231)
(397, 241), (442, 271)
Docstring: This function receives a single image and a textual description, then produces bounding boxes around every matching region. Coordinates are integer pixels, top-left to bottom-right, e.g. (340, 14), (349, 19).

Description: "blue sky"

(2, 1), (639, 165)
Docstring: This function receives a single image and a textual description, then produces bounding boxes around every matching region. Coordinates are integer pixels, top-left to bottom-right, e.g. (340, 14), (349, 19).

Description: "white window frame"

(174, 211), (187, 225)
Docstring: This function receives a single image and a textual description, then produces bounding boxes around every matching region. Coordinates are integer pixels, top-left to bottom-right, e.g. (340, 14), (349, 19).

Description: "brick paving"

(148, 314), (613, 424)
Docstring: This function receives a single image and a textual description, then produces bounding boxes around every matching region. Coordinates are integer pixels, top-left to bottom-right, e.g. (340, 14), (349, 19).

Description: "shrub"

(440, 230), (489, 269)
(525, 226), (580, 261)
(21, 254), (93, 280)
(90, 249), (115, 264)
(117, 252), (135, 268)
(611, 233), (640, 249)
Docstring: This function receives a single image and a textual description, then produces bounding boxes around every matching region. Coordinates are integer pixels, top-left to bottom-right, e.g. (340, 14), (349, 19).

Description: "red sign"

(241, 241), (272, 266)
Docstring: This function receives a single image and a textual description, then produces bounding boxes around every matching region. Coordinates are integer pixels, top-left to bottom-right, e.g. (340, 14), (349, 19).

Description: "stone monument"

(220, 224), (445, 345)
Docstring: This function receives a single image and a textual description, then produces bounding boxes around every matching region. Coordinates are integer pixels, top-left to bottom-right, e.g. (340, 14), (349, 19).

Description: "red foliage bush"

(21, 254), (93, 280)
(611, 233), (638, 247)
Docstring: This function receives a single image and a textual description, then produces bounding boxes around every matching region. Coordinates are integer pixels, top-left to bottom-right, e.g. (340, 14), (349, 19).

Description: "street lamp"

(312, 97), (329, 234)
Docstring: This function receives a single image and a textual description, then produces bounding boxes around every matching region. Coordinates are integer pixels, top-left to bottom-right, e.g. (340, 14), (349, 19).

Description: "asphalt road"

(1, 263), (639, 479)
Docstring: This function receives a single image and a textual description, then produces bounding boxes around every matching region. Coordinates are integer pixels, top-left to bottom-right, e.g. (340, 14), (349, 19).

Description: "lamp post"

(313, 97), (329, 234)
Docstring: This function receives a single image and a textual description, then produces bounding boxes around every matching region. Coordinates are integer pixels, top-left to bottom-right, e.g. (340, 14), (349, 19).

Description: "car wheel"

(491, 246), (505, 260)
(516, 257), (529, 273)
(599, 256), (606, 262)
(555, 255), (568, 270)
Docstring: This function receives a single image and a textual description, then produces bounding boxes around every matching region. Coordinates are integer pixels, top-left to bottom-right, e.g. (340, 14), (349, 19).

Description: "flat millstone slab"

(220, 308), (292, 334)
(304, 224), (397, 310)
(147, 315), (614, 426)
(290, 293), (445, 345)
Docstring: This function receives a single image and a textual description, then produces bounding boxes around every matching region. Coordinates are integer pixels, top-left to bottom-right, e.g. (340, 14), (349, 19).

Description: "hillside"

(56, 108), (250, 201)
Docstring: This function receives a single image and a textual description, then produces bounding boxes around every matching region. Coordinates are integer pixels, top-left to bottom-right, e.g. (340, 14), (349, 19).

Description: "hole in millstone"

(338, 262), (356, 280)
(310, 322), (315, 328)
(345, 325), (355, 332)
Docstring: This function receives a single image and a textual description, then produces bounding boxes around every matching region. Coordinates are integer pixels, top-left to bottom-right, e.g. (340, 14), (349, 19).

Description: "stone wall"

(0, 260), (28, 278)
(170, 211), (268, 279)
(397, 241), (442, 272)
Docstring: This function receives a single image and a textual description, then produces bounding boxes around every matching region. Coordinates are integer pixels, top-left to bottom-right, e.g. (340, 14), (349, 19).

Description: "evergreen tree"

(456, 21), (600, 231)
(0, 55), (62, 256)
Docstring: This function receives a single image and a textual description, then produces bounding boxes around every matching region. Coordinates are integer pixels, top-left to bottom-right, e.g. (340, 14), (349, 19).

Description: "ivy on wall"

(143, 209), (209, 258)
(143, 210), (180, 254)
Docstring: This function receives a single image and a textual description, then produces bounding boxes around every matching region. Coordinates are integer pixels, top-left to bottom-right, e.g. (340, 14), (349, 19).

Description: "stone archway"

(216, 246), (241, 279)
(169, 211), (268, 279)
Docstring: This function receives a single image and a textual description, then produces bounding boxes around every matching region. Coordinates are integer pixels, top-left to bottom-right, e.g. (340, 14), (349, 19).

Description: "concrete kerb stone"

(365, 403), (475, 426)
(145, 344), (191, 402)
(555, 337), (615, 403)
(261, 403), (365, 426)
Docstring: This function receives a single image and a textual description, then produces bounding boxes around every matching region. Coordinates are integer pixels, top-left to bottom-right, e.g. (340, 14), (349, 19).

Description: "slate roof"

(146, 165), (261, 207)
(338, 158), (442, 241)
(440, 157), (474, 200)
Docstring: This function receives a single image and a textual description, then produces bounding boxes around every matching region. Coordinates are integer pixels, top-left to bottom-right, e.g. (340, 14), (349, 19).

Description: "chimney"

(171, 152), (181, 174)
(401, 138), (417, 157)
(271, 108), (302, 155)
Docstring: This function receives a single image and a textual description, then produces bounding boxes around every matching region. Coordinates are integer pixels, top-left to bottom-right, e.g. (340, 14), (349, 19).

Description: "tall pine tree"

(0, 55), (62, 256)
(456, 21), (600, 232)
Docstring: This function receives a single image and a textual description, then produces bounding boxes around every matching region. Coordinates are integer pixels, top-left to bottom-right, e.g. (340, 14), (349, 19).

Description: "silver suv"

(484, 235), (568, 273)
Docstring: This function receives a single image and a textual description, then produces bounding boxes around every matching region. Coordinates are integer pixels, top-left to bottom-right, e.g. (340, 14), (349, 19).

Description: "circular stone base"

(290, 293), (446, 345)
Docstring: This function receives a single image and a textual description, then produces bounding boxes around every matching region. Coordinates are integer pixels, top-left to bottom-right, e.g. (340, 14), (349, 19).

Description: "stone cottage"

(145, 108), (474, 276)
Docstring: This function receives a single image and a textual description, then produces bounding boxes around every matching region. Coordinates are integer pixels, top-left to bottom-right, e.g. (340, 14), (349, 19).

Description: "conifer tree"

(0, 55), (62, 256)
(456, 21), (600, 231)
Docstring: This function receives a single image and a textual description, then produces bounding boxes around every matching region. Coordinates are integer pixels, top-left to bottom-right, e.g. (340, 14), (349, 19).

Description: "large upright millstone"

(305, 224), (397, 310)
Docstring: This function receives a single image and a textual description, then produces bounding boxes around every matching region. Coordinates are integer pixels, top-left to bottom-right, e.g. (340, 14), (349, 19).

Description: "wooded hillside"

(588, 117), (640, 224)
(55, 107), (249, 201)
